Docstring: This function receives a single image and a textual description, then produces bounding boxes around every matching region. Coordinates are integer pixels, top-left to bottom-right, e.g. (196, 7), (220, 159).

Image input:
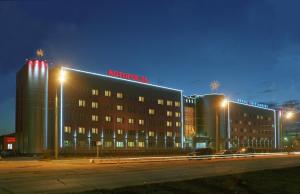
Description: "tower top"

(36, 49), (44, 57)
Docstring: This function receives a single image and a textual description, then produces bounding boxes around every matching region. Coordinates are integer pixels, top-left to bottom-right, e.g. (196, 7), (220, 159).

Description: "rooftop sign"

(107, 69), (149, 83)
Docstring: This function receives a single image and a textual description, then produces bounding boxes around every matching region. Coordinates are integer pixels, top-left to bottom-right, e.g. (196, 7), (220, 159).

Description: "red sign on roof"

(107, 69), (149, 83)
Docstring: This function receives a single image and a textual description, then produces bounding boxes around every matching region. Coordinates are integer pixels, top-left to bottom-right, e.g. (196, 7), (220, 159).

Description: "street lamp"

(285, 111), (294, 120)
(55, 68), (66, 159)
(220, 98), (231, 149)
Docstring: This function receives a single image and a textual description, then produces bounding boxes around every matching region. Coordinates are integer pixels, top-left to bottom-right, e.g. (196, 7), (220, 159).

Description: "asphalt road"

(1, 155), (300, 194)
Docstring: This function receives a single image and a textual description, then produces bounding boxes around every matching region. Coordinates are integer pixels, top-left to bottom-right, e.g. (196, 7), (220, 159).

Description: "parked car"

(236, 147), (255, 154)
(216, 149), (237, 155)
(0, 150), (16, 157)
(188, 148), (214, 156)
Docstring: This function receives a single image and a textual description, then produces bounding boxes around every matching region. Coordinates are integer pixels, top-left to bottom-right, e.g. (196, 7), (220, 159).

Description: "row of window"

(64, 140), (181, 148)
(65, 126), (178, 137)
(90, 89), (181, 106)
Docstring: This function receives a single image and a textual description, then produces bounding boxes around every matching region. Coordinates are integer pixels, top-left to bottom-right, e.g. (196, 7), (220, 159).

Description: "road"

(1, 155), (300, 194)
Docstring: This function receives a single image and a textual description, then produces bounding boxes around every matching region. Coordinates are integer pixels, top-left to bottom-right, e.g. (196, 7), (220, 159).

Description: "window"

(158, 99), (164, 105)
(117, 105), (123, 111)
(78, 100), (86, 107)
(138, 119), (144, 125)
(78, 127), (85, 134)
(128, 141), (135, 148)
(117, 117), (123, 123)
(92, 115), (99, 121)
(167, 100), (173, 106)
(175, 101), (180, 107)
(92, 89), (99, 96)
(105, 90), (111, 97)
(92, 102), (98, 109)
(64, 126), (71, 133)
(116, 141), (124, 148)
(175, 143), (181, 148)
(149, 109), (155, 115)
(176, 122), (181, 127)
(92, 128), (98, 134)
(117, 129), (123, 135)
(105, 116), (111, 122)
(138, 141), (145, 148)
(167, 111), (172, 117)
(7, 143), (13, 150)
(128, 118), (134, 124)
(116, 92), (123, 99)
(138, 96), (144, 102)
(167, 131), (173, 137)
(167, 121), (172, 127)
(104, 141), (112, 147)
(244, 113), (247, 117)
(175, 112), (181, 117)
(149, 131), (155, 137)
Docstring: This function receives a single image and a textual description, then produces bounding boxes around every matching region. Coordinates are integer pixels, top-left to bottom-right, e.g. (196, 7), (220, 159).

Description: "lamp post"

(55, 68), (66, 159)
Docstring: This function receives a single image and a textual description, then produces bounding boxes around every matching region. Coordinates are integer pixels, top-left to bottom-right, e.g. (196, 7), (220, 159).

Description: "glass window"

(78, 127), (85, 134)
(117, 129), (123, 135)
(167, 131), (173, 137)
(117, 117), (123, 123)
(176, 122), (181, 127)
(149, 109), (155, 115)
(128, 141), (135, 148)
(149, 131), (155, 137)
(78, 100), (86, 107)
(92, 128), (98, 134)
(167, 100), (173, 106)
(158, 99), (164, 105)
(92, 102), (98, 109)
(175, 112), (181, 117)
(167, 111), (172, 117)
(105, 116), (111, 122)
(116, 92), (123, 99)
(92, 115), (99, 121)
(128, 118), (134, 124)
(167, 121), (172, 127)
(138, 96), (144, 102)
(117, 105), (123, 111)
(138, 141), (145, 148)
(175, 101), (180, 107)
(104, 141), (112, 147)
(116, 141), (124, 148)
(138, 119), (144, 125)
(105, 90), (111, 97)
(92, 89), (99, 96)
(64, 126), (71, 133)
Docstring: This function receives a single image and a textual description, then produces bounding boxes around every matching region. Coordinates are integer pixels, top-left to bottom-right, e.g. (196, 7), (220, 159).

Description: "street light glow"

(59, 69), (66, 83)
(285, 111), (294, 119)
(221, 99), (228, 108)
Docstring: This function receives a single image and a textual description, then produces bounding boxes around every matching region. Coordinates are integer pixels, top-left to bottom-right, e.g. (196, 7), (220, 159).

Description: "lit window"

(128, 141), (135, 147)
(78, 127), (85, 134)
(92, 102), (98, 109)
(104, 141), (112, 147)
(117, 105), (123, 111)
(175, 112), (181, 117)
(149, 131), (155, 137)
(116, 141), (124, 148)
(64, 126), (71, 133)
(167, 100), (173, 106)
(175, 143), (181, 148)
(138, 96), (144, 102)
(117, 117), (123, 123)
(158, 99), (164, 105)
(149, 109), (155, 115)
(167, 131), (173, 137)
(260, 116), (264, 120)
(128, 118), (134, 124)
(92, 115), (99, 121)
(78, 100), (86, 107)
(248, 121), (251, 126)
(239, 120), (242, 124)
(7, 144), (13, 150)
(244, 113), (247, 117)
(105, 90), (111, 97)
(117, 92), (123, 99)
(117, 129), (123, 135)
(92, 89), (99, 96)
(167, 121), (172, 127)
(138, 141), (145, 148)
(105, 116), (111, 122)
(167, 111), (172, 117)
(92, 128), (98, 134)
(176, 122), (181, 127)
(138, 119), (144, 125)
(175, 101), (180, 107)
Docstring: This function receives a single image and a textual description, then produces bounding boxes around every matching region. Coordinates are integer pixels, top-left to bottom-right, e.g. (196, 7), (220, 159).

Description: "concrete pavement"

(0, 155), (300, 194)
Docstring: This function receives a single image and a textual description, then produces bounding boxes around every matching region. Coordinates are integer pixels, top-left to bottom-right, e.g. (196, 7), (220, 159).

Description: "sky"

(0, 0), (300, 134)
